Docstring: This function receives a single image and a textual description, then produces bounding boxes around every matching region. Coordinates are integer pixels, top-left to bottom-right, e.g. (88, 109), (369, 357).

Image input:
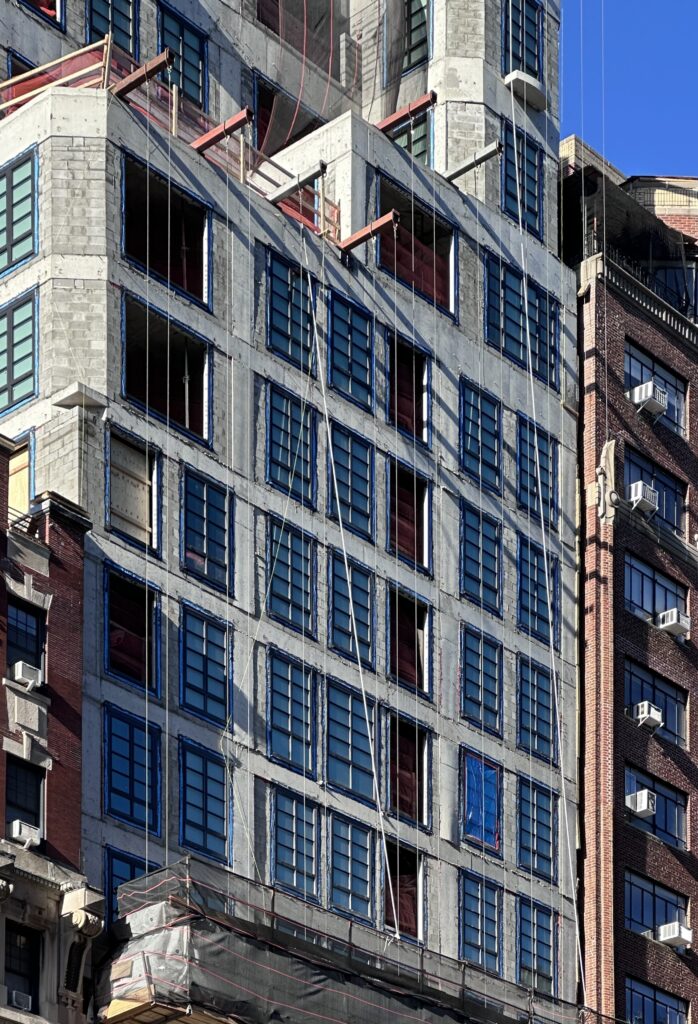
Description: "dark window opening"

(21, 0), (58, 22)
(5, 922), (41, 1012)
(385, 841), (420, 939)
(389, 715), (427, 823)
(123, 156), (208, 302)
(8, 53), (35, 78)
(255, 78), (323, 158)
(388, 333), (428, 441)
(389, 460), (428, 568)
(5, 756), (43, 830)
(7, 598), (44, 668)
(106, 569), (157, 691)
(124, 297), (207, 438)
(389, 586), (428, 689)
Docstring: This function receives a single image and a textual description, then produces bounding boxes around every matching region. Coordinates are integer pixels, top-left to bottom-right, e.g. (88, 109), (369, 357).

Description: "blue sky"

(561, 0), (698, 176)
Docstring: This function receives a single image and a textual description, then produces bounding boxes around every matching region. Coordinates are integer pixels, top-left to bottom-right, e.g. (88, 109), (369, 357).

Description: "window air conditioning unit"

(9, 820), (41, 848)
(656, 922), (693, 948)
(625, 789), (657, 819)
(627, 380), (669, 416)
(632, 700), (664, 731)
(627, 480), (659, 517)
(8, 992), (32, 1012)
(10, 661), (42, 691)
(656, 609), (691, 637)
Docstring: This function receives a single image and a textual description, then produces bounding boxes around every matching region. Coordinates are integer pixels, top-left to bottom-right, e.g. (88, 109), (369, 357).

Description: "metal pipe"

(268, 161), (327, 206)
(109, 48), (175, 99)
(337, 209), (399, 253)
(376, 91), (438, 135)
(445, 140), (502, 181)
(190, 107), (254, 154)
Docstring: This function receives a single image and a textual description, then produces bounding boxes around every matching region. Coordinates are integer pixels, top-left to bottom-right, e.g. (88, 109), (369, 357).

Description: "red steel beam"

(109, 48), (175, 99)
(376, 91), (437, 135)
(191, 107), (254, 153)
(337, 210), (400, 253)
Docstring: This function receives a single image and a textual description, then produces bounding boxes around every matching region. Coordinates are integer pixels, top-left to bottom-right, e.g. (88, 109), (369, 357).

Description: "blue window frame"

(624, 870), (687, 935)
(180, 739), (227, 861)
(105, 848), (156, 925)
(387, 331), (430, 445)
(519, 656), (555, 761)
(329, 424), (373, 539)
(329, 553), (373, 667)
(268, 649), (313, 773)
(461, 502), (501, 615)
(0, 292), (36, 413)
(267, 384), (315, 506)
(158, 3), (207, 107)
(462, 626), (501, 733)
(503, 0), (542, 78)
(330, 815), (372, 921)
(267, 519), (314, 633)
(460, 378), (500, 492)
(181, 605), (229, 725)
(327, 682), (374, 802)
(485, 253), (558, 388)
(104, 705), (160, 833)
(626, 978), (687, 1024)
(107, 427), (159, 553)
(519, 778), (556, 881)
(18, 0), (62, 27)
(461, 871), (501, 973)
(624, 658), (687, 749)
(1, 154), (35, 276)
(624, 448), (686, 534)
(273, 789), (318, 900)
(518, 535), (559, 647)
(517, 416), (558, 526)
(462, 749), (501, 853)
(329, 295), (372, 409)
(388, 113), (430, 166)
(267, 252), (313, 372)
(388, 585), (430, 693)
(183, 470), (231, 589)
(625, 339), (686, 435)
(518, 898), (556, 995)
(625, 765), (686, 849)
(388, 457), (431, 571)
(624, 552), (687, 621)
(403, 0), (429, 71)
(88, 0), (136, 54)
(502, 121), (543, 237)
(105, 565), (159, 693)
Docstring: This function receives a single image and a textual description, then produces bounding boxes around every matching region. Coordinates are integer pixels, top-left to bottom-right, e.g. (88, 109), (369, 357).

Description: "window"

(461, 872), (501, 973)
(5, 923), (40, 1011)
(8, 440), (30, 520)
(159, 4), (206, 107)
(388, 459), (430, 569)
(0, 154), (35, 275)
(388, 585), (429, 691)
(403, 0), (428, 71)
(485, 253), (558, 387)
(388, 714), (428, 824)
(123, 156), (209, 303)
(255, 76), (323, 158)
(329, 295), (372, 409)
(388, 332), (429, 443)
(385, 841), (422, 939)
(463, 750), (501, 852)
(518, 416), (558, 525)
(624, 552), (687, 622)
(378, 177), (453, 310)
(518, 535), (559, 646)
(268, 253), (312, 372)
(624, 871), (687, 936)
(626, 979), (687, 1024)
(625, 339), (686, 434)
(519, 656), (555, 760)
(330, 816), (372, 920)
(180, 740), (227, 860)
(624, 449), (686, 533)
(104, 706), (160, 832)
(7, 52), (35, 79)
(267, 384), (315, 506)
(504, 0), (542, 78)
(183, 471), (230, 588)
(461, 502), (501, 614)
(124, 296), (208, 438)
(7, 598), (43, 668)
(327, 682), (374, 802)
(502, 122), (543, 237)
(105, 848), (154, 925)
(108, 431), (158, 550)
(89, 0), (135, 53)
(625, 765), (686, 849)
(329, 424), (373, 538)
(267, 519), (314, 633)
(462, 626), (501, 733)
(5, 756), (42, 830)
(519, 778), (556, 881)
(624, 659), (687, 748)
(461, 379), (500, 491)
(105, 567), (158, 691)
(181, 606), (229, 724)
(388, 113), (429, 166)
(329, 553), (373, 667)
(19, 0), (61, 22)
(273, 790), (318, 899)
(518, 898), (555, 995)
(0, 293), (36, 412)
(268, 650), (313, 773)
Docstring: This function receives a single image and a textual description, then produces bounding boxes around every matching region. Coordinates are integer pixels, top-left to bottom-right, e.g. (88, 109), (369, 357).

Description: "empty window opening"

(378, 177), (453, 310)
(5, 922), (41, 1013)
(7, 598), (44, 669)
(109, 432), (157, 549)
(8, 442), (30, 520)
(21, 0), (59, 22)
(385, 841), (422, 940)
(389, 586), (428, 690)
(389, 459), (429, 568)
(7, 52), (35, 78)
(388, 333), (428, 441)
(124, 297), (207, 438)
(389, 715), (427, 824)
(5, 756), (43, 832)
(106, 569), (157, 691)
(255, 78), (322, 158)
(123, 156), (208, 303)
